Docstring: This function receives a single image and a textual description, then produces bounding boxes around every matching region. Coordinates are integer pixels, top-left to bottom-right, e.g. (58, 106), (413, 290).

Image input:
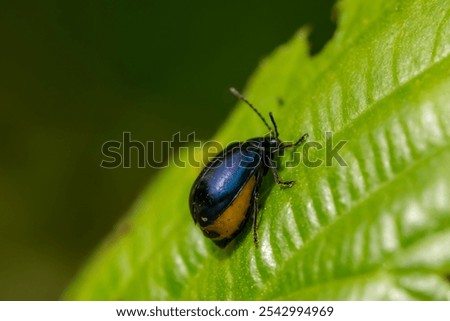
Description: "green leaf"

(65, 0), (450, 300)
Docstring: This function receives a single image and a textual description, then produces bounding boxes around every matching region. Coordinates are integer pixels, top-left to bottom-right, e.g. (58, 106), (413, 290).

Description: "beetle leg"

(267, 156), (295, 187)
(271, 166), (295, 187)
(252, 193), (259, 245)
(251, 169), (265, 246)
(277, 133), (309, 152)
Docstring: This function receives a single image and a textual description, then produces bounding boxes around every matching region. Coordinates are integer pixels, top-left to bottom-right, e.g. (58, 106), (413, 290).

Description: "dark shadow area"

(308, 0), (337, 55)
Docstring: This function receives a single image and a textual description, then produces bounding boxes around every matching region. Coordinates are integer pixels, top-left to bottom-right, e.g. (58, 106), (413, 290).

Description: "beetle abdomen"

(189, 141), (261, 227)
(202, 175), (256, 247)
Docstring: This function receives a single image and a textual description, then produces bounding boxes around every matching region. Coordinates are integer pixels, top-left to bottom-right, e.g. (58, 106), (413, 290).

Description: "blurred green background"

(0, 0), (335, 300)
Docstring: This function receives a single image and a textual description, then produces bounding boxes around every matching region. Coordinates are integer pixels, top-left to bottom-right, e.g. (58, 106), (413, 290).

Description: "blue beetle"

(189, 88), (308, 248)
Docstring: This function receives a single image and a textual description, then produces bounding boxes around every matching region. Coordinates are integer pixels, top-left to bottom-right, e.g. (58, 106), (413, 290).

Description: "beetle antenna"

(268, 112), (279, 138)
(229, 87), (273, 133)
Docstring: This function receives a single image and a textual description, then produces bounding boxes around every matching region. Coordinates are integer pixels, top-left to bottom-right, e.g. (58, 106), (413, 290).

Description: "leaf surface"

(65, 0), (450, 300)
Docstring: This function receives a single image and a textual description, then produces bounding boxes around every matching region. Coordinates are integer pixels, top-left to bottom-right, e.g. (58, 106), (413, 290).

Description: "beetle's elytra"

(189, 88), (308, 248)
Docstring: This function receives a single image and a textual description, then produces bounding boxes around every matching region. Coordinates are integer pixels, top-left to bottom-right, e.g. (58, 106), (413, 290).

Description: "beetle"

(189, 88), (308, 248)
